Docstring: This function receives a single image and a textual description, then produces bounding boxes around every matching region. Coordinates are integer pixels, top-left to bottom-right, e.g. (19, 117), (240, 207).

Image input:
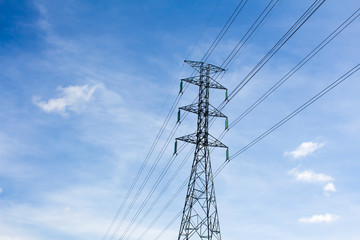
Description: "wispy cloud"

(0, 133), (36, 179)
(0, 188), (3, 194)
(299, 214), (339, 223)
(0, 184), (117, 239)
(285, 141), (325, 159)
(289, 167), (333, 183)
(0, 221), (39, 240)
(33, 84), (97, 116)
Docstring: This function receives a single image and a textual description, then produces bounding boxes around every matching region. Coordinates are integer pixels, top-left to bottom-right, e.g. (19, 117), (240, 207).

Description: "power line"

(226, 7), (360, 131)
(122, 1), (276, 232)
(101, 1), (236, 238)
(154, 211), (183, 240)
(220, 0), (279, 69)
(116, 131), (186, 240)
(149, 1), (359, 238)
(145, 4), (358, 236)
(101, 94), (181, 240)
(220, 0), (326, 107)
(105, 0), (328, 238)
(202, 0), (249, 62)
(109, 122), (181, 240)
(129, 147), (195, 240)
(214, 8), (360, 173)
(149, 64), (360, 239)
(187, 0), (223, 61)
(209, 4), (358, 161)
(102, 1), (252, 238)
(215, 63), (360, 175)
(206, 0), (325, 134)
(115, 1), (327, 238)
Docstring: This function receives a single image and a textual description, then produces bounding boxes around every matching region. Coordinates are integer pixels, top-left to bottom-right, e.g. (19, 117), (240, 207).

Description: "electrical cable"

(109, 121), (180, 240)
(116, 134), (187, 240)
(222, 7), (360, 135)
(150, 64), (360, 240)
(130, 147), (195, 240)
(215, 63), (360, 176)
(101, 93), (181, 240)
(187, 0), (223, 61)
(220, 0), (279, 69)
(101, 1), (229, 238)
(202, 0), (249, 62)
(218, 0), (326, 110)
(106, 1), (324, 238)
(145, 3), (358, 237)
(102, 1), (252, 238)
(113, 1), (324, 238)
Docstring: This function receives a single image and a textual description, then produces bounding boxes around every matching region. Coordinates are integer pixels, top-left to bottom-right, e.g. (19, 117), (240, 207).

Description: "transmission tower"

(175, 60), (228, 240)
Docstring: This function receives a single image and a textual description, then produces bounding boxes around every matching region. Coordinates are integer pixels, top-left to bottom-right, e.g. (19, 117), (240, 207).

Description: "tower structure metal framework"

(175, 60), (228, 240)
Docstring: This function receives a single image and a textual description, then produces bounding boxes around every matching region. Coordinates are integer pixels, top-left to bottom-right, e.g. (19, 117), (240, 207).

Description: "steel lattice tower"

(175, 60), (228, 240)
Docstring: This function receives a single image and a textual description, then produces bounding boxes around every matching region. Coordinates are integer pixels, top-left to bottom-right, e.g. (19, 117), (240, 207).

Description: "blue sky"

(0, 0), (359, 239)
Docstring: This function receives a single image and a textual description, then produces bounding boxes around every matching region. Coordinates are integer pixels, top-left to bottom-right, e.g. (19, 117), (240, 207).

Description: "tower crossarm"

(176, 133), (227, 148)
(184, 60), (225, 74)
(179, 103), (226, 118)
(182, 76), (226, 90)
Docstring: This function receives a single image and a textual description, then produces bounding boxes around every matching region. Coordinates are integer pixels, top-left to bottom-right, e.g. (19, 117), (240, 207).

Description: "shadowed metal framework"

(176, 60), (228, 240)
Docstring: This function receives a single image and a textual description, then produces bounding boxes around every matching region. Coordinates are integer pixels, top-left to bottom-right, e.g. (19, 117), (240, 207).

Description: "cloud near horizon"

(285, 141), (325, 159)
(299, 214), (339, 223)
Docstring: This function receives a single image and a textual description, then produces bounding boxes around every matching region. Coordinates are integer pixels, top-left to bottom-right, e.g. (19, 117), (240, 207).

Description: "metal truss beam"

(179, 103), (226, 118)
(181, 76), (226, 90)
(184, 60), (225, 74)
(176, 133), (227, 148)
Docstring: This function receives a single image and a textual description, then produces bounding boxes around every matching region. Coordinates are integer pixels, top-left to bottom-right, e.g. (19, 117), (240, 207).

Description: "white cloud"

(0, 236), (28, 240)
(324, 182), (336, 196)
(0, 188), (2, 194)
(0, 185), (116, 239)
(33, 84), (97, 116)
(289, 168), (333, 183)
(299, 214), (339, 223)
(285, 141), (325, 159)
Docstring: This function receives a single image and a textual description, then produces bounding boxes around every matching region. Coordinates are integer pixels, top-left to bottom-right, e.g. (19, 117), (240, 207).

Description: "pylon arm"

(180, 103), (226, 118)
(182, 76), (226, 90)
(184, 60), (225, 74)
(176, 133), (227, 148)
